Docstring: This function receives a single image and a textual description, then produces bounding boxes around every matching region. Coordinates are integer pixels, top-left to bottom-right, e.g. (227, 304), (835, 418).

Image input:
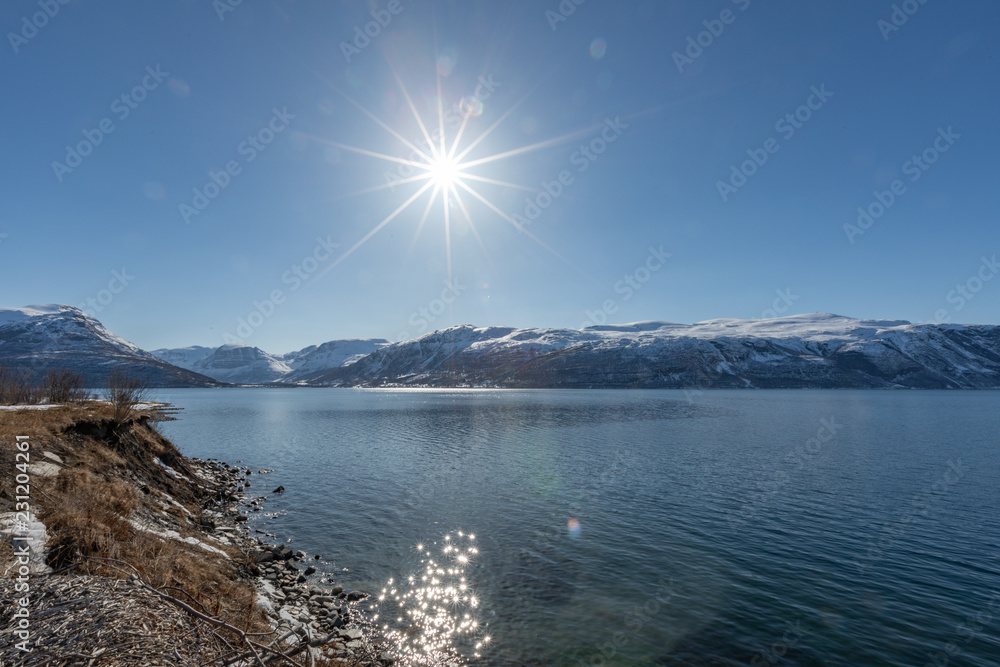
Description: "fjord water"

(157, 389), (1000, 666)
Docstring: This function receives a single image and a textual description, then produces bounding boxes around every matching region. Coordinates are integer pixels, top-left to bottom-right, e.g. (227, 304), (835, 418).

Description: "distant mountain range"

(149, 339), (389, 384)
(3, 305), (1000, 390)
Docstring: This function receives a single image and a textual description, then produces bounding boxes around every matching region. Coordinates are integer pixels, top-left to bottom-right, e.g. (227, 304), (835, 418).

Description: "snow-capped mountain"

(150, 345), (292, 384)
(151, 338), (389, 384)
(278, 339), (390, 382)
(0, 305), (220, 387)
(307, 314), (1000, 389)
(147, 345), (217, 370)
(7, 307), (1000, 390)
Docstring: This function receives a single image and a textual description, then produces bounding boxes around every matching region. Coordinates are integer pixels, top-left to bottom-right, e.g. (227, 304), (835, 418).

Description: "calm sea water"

(156, 388), (1000, 666)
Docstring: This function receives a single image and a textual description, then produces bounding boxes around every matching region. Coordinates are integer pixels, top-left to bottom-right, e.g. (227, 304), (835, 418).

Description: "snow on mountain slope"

(278, 338), (390, 381)
(151, 345), (291, 384)
(1, 304), (145, 355)
(585, 313), (913, 340)
(309, 314), (1000, 389)
(149, 345), (217, 369)
(9, 307), (1000, 390)
(151, 338), (389, 384)
(0, 305), (219, 387)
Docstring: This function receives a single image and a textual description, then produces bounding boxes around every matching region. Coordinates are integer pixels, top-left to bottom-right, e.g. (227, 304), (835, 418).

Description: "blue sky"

(2, 0), (998, 353)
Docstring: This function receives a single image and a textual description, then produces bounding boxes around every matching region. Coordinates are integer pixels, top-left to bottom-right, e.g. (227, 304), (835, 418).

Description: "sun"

(426, 153), (462, 189)
(303, 60), (604, 288)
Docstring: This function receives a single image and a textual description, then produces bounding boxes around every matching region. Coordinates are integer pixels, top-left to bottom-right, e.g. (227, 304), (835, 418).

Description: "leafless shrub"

(45, 368), (90, 404)
(103, 368), (151, 425)
(0, 366), (42, 405)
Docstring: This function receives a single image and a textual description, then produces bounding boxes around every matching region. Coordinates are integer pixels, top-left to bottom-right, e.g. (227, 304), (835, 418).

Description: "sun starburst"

(304, 59), (611, 289)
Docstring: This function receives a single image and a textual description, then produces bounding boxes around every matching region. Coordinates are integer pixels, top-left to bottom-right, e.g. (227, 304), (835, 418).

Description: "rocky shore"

(0, 403), (389, 666)
(196, 459), (388, 664)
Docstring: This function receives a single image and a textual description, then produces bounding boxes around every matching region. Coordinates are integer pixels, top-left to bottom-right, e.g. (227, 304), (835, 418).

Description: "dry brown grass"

(0, 404), (387, 665)
(1, 403), (270, 637)
(0, 539), (12, 573)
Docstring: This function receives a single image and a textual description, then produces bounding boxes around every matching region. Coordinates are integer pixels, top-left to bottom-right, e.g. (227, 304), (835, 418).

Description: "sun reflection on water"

(371, 531), (489, 665)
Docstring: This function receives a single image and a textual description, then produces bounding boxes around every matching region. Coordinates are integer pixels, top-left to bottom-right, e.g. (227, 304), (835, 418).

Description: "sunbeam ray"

(314, 71), (435, 163)
(452, 59), (566, 164)
(458, 173), (542, 193)
(453, 180), (587, 276)
(391, 65), (437, 158)
(443, 185), (452, 282)
(407, 184), (442, 257)
(331, 174), (435, 202)
(459, 122), (611, 170)
(451, 186), (493, 268)
(324, 140), (430, 170)
(308, 180), (436, 287)
(448, 110), (473, 162)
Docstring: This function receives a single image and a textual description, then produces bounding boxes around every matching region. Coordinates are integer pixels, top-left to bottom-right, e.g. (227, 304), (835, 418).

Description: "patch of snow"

(153, 457), (191, 482)
(181, 535), (229, 556)
(41, 451), (63, 464)
(0, 404), (62, 411)
(31, 461), (61, 477)
(0, 512), (51, 574)
(129, 519), (229, 557)
(0, 304), (72, 326)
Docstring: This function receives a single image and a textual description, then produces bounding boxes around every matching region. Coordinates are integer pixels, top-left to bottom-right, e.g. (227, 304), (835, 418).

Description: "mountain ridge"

(3, 306), (1000, 389)
(307, 314), (1000, 389)
(0, 305), (221, 387)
